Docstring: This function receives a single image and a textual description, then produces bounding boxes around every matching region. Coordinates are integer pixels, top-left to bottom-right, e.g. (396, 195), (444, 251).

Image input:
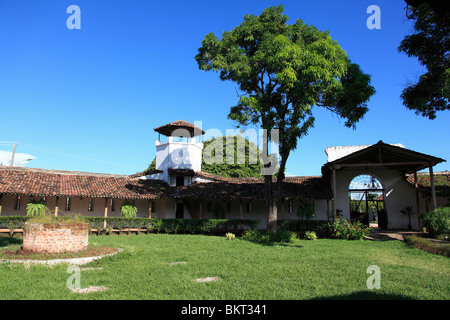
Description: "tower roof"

(153, 120), (205, 137)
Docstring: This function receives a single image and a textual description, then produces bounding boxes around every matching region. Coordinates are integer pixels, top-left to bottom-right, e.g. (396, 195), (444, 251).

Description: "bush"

(241, 229), (297, 244)
(277, 219), (329, 237)
(305, 231), (317, 240)
(404, 235), (450, 257)
(327, 217), (371, 240)
(421, 207), (450, 236)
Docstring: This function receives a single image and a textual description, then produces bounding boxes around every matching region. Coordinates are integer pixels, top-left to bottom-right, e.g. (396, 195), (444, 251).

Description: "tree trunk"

(265, 175), (278, 232)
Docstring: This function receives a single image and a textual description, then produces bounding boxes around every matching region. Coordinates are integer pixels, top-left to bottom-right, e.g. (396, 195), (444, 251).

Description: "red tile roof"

(0, 166), (332, 201)
(154, 120), (205, 137)
(0, 167), (171, 199)
(406, 171), (450, 198)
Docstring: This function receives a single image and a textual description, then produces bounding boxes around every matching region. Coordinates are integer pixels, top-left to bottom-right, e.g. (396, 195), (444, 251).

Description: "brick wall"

(22, 222), (89, 253)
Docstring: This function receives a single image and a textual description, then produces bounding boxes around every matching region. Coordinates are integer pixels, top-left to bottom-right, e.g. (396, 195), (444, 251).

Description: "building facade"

(0, 120), (448, 230)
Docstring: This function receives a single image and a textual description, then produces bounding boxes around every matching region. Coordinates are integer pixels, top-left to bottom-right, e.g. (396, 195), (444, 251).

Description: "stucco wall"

(334, 168), (430, 230)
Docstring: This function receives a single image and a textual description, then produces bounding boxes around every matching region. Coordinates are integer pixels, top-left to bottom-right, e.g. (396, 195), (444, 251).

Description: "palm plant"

(26, 198), (49, 217)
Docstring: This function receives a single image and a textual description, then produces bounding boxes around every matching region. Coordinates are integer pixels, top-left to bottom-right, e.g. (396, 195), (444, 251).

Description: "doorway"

(348, 174), (386, 228)
(175, 202), (184, 219)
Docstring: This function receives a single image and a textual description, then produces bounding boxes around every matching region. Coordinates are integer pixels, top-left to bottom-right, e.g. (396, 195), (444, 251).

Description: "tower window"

(176, 176), (184, 187)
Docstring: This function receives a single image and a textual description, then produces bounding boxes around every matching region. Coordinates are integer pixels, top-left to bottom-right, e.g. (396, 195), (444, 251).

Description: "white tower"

(152, 120), (204, 186)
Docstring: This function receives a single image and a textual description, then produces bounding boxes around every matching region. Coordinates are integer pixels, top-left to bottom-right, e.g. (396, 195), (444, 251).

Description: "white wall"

(334, 168), (429, 230)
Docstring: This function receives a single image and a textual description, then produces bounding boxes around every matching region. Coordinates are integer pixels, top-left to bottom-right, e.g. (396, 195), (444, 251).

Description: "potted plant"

(401, 206), (414, 230)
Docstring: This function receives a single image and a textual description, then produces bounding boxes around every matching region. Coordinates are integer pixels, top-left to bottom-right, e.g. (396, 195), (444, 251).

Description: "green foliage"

(421, 207), (450, 236)
(241, 229), (297, 244)
(225, 232), (236, 240)
(27, 212), (87, 225)
(305, 230), (317, 240)
(398, 3), (450, 119)
(277, 219), (329, 237)
(26, 198), (48, 217)
(296, 201), (315, 220)
(404, 235), (450, 257)
(327, 217), (371, 240)
(121, 201), (137, 218)
(202, 136), (265, 178)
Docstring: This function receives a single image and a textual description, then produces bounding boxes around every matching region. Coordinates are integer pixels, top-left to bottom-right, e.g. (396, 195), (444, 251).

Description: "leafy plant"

(225, 232), (235, 240)
(121, 201), (137, 218)
(26, 198), (49, 217)
(305, 231), (317, 241)
(421, 207), (450, 236)
(296, 201), (315, 220)
(242, 229), (297, 244)
(327, 217), (371, 240)
(400, 206), (414, 230)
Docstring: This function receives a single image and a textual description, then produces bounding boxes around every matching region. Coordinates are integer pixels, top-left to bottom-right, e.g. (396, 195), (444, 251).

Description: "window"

(226, 201), (231, 213)
(207, 201), (212, 212)
(14, 195), (21, 210)
(289, 200), (293, 214)
(88, 198), (94, 211)
(65, 197), (71, 211)
(110, 199), (116, 212)
(176, 176), (184, 187)
(246, 201), (251, 213)
(175, 203), (184, 219)
(151, 201), (156, 213)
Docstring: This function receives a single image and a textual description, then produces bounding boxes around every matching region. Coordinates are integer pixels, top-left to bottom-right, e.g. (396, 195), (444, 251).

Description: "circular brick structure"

(22, 222), (89, 254)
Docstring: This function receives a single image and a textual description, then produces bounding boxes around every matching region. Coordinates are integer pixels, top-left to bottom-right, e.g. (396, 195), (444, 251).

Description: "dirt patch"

(71, 286), (108, 294)
(194, 277), (220, 283)
(0, 246), (117, 261)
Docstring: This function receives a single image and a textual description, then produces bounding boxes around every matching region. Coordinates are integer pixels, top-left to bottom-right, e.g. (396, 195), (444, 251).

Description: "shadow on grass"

(312, 291), (414, 300)
(0, 236), (22, 247)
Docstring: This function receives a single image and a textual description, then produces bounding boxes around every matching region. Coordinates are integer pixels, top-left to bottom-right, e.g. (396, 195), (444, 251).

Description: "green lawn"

(0, 233), (449, 300)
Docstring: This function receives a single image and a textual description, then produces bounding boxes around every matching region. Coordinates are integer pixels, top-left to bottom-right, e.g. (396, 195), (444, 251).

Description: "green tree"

(398, 2), (450, 119)
(202, 135), (265, 178)
(195, 5), (375, 231)
(145, 135), (267, 178)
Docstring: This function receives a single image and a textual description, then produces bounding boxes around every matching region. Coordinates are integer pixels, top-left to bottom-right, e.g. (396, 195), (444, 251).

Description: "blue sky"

(0, 0), (449, 176)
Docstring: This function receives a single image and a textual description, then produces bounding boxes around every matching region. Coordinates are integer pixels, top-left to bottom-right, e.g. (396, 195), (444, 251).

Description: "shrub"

(328, 217), (371, 240)
(404, 235), (450, 257)
(305, 230), (317, 240)
(26, 198), (49, 217)
(242, 229), (297, 244)
(121, 201), (138, 218)
(225, 232), (235, 240)
(421, 207), (450, 236)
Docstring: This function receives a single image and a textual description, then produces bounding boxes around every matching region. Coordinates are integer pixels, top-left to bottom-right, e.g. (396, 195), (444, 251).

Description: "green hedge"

(0, 217), (259, 236)
(277, 219), (330, 237)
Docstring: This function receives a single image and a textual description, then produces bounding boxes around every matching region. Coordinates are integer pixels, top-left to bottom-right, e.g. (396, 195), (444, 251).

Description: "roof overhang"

(323, 141), (446, 174)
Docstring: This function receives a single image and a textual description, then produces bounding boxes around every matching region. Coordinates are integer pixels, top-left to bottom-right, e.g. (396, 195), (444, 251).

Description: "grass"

(0, 233), (449, 300)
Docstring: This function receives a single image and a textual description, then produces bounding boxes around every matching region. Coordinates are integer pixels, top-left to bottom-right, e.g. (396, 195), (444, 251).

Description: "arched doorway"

(348, 174), (386, 228)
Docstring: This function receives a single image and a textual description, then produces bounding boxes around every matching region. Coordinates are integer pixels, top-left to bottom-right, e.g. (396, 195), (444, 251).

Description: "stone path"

(364, 230), (425, 241)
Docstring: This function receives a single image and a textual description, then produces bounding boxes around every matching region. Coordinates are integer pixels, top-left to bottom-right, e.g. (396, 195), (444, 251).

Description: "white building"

(0, 120), (447, 231)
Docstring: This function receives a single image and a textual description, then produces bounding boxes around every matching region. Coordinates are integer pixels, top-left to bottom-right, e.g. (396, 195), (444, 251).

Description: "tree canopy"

(398, 2), (450, 119)
(195, 5), (375, 231)
(145, 135), (266, 178)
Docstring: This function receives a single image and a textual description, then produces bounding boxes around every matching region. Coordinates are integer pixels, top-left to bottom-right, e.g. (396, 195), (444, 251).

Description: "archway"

(348, 174), (386, 228)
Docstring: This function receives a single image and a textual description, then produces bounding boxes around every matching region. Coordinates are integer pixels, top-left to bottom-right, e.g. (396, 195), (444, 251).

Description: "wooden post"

(326, 199), (330, 221)
(0, 194), (3, 216)
(414, 172), (421, 229)
(148, 200), (152, 219)
(199, 200), (203, 219)
(332, 168), (337, 219)
(239, 200), (243, 220)
(429, 166), (437, 211)
(104, 198), (109, 229)
(54, 196), (59, 217)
